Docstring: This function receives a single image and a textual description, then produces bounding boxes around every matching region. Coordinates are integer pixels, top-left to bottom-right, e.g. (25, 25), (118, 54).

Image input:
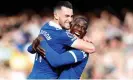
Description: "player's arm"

(27, 45), (36, 54)
(46, 50), (87, 68)
(40, 40), (87, 68)
(27, 36), (45, 58)
(71, 38), (95, 53)
(62, 32), (96, 54)
(27, 35), (44, 54)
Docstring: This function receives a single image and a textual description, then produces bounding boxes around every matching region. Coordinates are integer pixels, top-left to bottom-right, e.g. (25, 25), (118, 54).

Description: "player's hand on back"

(32, 36), (46, 58)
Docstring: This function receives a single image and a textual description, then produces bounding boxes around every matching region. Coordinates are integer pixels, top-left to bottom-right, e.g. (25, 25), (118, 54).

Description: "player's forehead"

(60, 6), (73, 16)
(75, 19), (87, 27)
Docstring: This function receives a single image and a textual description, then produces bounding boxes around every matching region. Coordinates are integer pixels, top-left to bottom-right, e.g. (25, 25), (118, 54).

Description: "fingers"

(37, 47), (45, 55)
(32, 40), (37, 51)
(36, 46), (45, 58)
(32, 38), (40, 51)
(36, 50), (45, 58)
(32, 36), (46, 58)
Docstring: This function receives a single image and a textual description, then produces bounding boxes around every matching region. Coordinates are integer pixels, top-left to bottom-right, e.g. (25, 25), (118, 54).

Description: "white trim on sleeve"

(69, 51), (77, 63)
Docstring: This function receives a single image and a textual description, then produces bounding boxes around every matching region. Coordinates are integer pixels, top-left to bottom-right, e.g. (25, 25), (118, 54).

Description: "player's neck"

(50, 19), (62, 29)
(52, 19), (59, 25)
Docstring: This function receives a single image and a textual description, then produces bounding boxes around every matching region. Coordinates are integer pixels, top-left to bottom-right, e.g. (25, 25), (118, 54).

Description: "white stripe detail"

(35, 53), (38, 61)
(81, 50), (87, 58)
(69, 51), (77, 63)
(39, 56), (42, 62)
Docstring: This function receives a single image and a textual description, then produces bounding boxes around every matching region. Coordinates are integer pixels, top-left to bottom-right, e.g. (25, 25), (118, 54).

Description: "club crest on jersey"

(66, 31), (77, 41)
(66, 31), (74, 38)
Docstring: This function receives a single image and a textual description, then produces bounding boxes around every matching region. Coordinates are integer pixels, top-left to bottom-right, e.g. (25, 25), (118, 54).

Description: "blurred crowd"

(0, 8), (133, 80)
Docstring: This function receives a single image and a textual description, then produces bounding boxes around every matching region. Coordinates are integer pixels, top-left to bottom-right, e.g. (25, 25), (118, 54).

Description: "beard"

(60, 23), (70, 30)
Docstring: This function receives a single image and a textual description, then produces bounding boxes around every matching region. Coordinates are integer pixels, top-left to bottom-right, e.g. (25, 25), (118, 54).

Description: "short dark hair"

(71, 15), (89, 29)
(54, 1), (73, 11)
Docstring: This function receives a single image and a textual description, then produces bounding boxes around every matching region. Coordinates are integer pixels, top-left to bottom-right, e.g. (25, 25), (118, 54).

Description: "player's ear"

(54, 11), (59, 20)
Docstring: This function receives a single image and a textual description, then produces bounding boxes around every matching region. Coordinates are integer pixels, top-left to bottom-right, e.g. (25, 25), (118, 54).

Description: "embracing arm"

(71, 38), (96, 53)
(40, 40), (87, 68)
(27, 44), (36, 54)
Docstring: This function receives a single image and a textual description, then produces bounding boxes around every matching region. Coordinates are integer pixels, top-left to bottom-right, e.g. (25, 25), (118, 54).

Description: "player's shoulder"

(60, 30), (73, 38)
(41, 22), (50, 30)
(59, 30), (77, 41)
(64, 30), (75, 38)
(41, 21), (63, 31)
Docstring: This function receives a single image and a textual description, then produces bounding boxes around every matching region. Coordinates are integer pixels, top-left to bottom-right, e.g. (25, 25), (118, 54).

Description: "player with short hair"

(27, 1), (95, 79)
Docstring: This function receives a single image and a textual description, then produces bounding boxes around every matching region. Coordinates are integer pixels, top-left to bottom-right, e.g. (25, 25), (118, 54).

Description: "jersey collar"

(49, 21), (62, 30)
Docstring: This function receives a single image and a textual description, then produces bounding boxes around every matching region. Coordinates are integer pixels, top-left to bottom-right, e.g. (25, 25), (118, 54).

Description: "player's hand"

(32, 36), (46, 58)
(83, 36), (96, 54)
(83, 36), (93, 43)
(36, 45), (45, 58)
(32, 37), (40, 52)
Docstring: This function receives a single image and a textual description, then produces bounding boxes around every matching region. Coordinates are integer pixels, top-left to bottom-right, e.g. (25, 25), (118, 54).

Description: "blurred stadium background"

(0, 0), (133, 80)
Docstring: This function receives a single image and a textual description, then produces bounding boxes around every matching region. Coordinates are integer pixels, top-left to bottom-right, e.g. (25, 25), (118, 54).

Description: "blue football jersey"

(40, 39), (87, 68)
(39, 21), (77, 54)
(27, 21), (78, 79)
(58, 57), (88, 79)
(39, 21), (89, 79)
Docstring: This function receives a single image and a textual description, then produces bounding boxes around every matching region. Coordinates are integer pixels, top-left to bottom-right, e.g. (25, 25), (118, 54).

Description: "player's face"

(58, 6), (73, 30)
(70, 20), (87, 39)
